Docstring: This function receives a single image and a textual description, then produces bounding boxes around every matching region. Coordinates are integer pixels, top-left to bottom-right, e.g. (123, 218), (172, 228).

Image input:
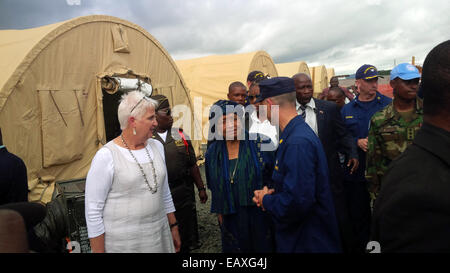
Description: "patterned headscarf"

(205, 100), (265, 215)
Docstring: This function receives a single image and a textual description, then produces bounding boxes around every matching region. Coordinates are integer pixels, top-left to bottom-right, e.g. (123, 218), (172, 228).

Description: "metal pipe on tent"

(73, 90), (85, 127)
(49, 90), (68, 127)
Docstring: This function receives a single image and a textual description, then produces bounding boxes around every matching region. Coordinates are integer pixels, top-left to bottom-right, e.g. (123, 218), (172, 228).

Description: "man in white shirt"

(247, 77), (279, 151)
(295, 89), (319, 135)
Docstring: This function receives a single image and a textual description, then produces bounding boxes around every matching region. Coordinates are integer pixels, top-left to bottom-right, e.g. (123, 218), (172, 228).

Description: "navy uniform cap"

(355, 64), (384, 80)
(255, 77), (295, 103)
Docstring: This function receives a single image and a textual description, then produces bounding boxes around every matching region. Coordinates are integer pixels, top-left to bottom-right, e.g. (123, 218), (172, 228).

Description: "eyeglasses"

(248, 94), (261, 101)
(130, 96), (151, 113)
(157, 108), (171, 116)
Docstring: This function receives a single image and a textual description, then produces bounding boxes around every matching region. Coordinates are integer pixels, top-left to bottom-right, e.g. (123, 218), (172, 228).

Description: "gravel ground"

(191, 163), (222, 253)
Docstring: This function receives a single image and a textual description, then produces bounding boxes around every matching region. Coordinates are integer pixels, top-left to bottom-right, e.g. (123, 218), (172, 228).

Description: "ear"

(227, 93), (232, 100)
(389, 79), (396, 89)
(128, 116), (136, 127)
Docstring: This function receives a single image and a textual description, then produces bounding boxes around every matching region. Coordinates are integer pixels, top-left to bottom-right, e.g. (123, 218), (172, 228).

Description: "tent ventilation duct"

(101, 76), (153, 97)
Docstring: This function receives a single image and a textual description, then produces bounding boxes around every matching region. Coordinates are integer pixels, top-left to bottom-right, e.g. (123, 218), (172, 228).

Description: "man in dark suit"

(0, 128), (28, 205)
(293, 73), (360, 252)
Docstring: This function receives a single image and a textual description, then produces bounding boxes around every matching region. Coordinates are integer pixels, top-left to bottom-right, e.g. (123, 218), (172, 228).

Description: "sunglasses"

(130, 96), (151, 113)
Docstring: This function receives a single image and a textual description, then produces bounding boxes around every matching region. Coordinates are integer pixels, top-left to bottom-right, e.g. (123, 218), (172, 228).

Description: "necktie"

(300, 105), (306, 120)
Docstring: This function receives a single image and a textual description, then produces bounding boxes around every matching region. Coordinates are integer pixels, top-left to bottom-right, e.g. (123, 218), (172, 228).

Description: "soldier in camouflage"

(366, 63), (422, 204)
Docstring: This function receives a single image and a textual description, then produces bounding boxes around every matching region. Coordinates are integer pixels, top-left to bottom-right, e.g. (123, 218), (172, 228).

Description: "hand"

(198, 189), (208, 204)
(217, 214), (223, 226)
(347, 158), (359, 174)
(253, 186), (275, 211)
(357, 138), (368, 152)
(171, 226), (181, 253)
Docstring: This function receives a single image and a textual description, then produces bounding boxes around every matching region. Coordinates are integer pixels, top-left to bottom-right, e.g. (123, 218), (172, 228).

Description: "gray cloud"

(0, 0), (448, 74)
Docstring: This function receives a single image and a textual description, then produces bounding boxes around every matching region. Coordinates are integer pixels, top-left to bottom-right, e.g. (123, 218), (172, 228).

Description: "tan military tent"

(327, 68), (336, 81)
(275, 61), (310, 78)
(0, 15), (198, 204)
(309, 65), (329, 97)
(175, 51), (278, 143)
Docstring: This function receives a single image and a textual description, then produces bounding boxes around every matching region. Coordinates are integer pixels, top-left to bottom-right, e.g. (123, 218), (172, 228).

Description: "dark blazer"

(0, 147), (28, 205)
(313, 98), (358, 176)
(312, 98), (359, 252)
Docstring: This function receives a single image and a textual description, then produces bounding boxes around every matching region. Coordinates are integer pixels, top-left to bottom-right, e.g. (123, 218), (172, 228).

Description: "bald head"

(292, 73), (313, 105)
(292, 73), (311, 82)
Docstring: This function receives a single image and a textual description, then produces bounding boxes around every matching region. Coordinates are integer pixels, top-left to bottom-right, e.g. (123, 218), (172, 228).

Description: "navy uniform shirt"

(262, 116), (341, 253)
(340, 92), (392, 179)
(341, 92), (392, 141)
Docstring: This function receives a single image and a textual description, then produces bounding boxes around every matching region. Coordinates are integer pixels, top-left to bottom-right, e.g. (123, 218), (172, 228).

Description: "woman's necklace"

(230, 156), (239, 184)
(228, 143), (239, 184)
(120, 134), (158, 193)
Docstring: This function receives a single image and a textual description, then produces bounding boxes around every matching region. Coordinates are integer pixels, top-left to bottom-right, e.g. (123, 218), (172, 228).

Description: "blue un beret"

(255, 77), (296, 103)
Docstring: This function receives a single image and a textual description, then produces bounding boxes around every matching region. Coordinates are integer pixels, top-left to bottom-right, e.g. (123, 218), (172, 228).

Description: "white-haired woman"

(85, 91), (180, 253)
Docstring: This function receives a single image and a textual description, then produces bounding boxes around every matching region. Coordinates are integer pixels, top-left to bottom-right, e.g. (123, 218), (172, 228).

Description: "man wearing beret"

(151, 94), (208, 253)
(252, 77), (341, 253)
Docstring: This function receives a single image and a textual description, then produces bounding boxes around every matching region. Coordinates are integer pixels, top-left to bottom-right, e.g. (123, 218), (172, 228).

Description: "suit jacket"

(0, 147), (28, 205)
(313, 98), (358, 179)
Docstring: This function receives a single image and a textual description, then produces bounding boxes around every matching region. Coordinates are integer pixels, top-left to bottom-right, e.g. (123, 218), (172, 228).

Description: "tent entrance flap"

(38, 89), (87, 168)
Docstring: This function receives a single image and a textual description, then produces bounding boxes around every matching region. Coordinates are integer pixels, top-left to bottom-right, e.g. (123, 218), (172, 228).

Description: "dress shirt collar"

(296, 98), (316, 112)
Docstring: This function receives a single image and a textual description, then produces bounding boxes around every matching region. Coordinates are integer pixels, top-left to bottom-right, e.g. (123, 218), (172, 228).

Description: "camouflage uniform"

(366, 97), (423, 202)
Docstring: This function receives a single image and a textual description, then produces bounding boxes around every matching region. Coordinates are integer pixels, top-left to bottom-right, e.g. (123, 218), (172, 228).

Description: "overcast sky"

(0, 0), (448, 75)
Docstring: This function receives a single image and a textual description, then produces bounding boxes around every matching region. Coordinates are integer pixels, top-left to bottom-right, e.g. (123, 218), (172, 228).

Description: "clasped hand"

(252, 186), (275, 211)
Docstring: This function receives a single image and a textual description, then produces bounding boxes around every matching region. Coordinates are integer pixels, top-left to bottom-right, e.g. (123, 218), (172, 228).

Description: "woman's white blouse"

(85, 139), (175, 238)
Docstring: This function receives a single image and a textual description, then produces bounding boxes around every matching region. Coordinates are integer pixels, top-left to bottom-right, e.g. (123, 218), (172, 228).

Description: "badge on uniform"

(175, 139), (185, 146)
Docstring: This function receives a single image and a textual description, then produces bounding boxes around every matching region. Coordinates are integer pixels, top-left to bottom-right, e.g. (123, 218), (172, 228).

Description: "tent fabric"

(175, 51), (278, 144)
(327, 68), (335, 81)
(0, 15), (198, 204)
(275, 61), (310, 78)
(309, 65), (329, 97)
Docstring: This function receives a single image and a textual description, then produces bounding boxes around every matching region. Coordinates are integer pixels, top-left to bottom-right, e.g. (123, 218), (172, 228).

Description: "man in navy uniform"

(252, 77), (341, 253)
(340, 64), (392, 252)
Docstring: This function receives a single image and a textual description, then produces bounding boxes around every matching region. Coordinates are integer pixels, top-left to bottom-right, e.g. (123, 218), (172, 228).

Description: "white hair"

(117, 90), (157, 130)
